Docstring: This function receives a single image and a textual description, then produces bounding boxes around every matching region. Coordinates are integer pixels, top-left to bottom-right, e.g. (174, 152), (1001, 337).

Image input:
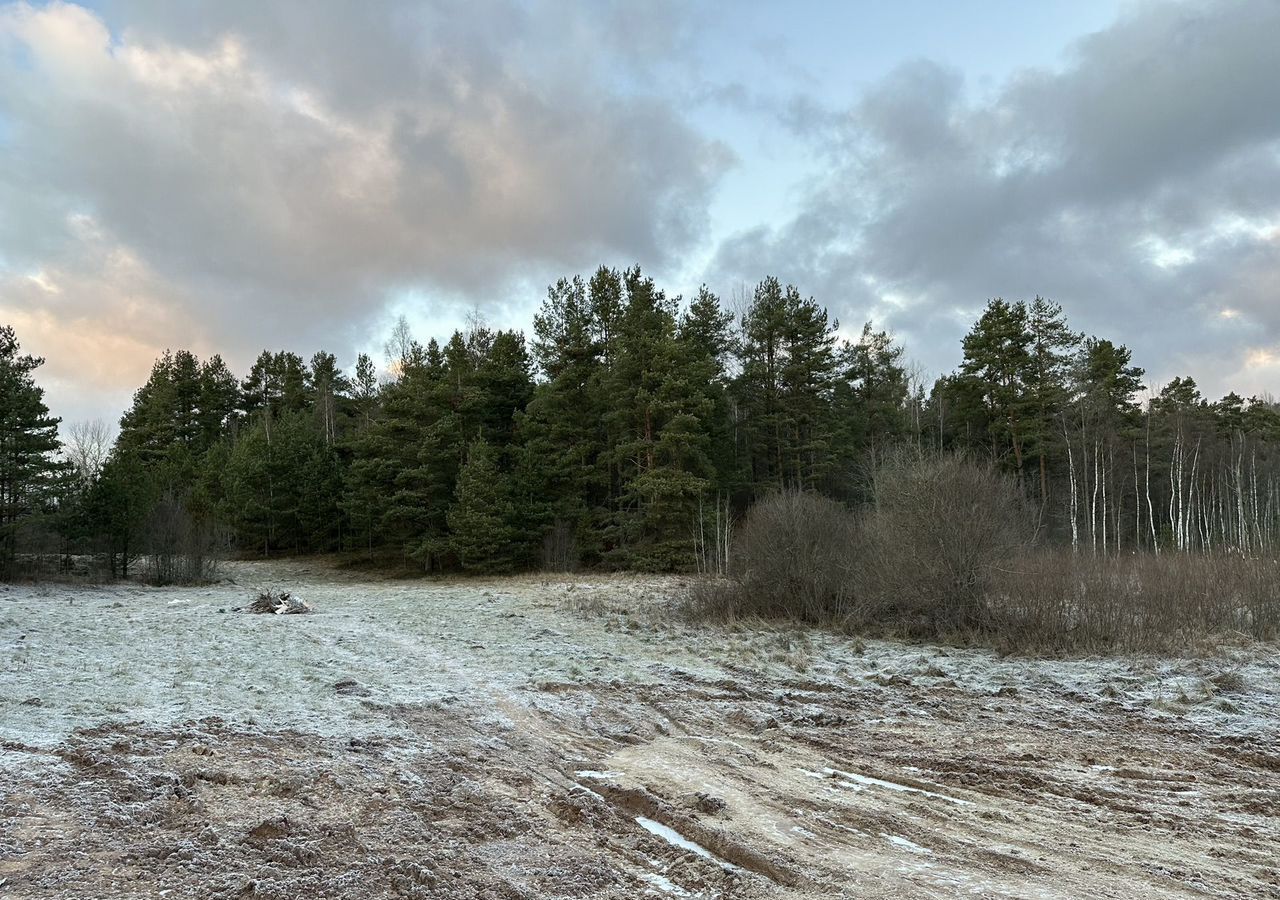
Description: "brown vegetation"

(987, 550), (1280, 653)
(855, 449), (1039, 632)
(686, 491), (858, 624)
(685, 450), (1280, 653)
(246, 590), (313, 615)
(142, 492), (225, 585)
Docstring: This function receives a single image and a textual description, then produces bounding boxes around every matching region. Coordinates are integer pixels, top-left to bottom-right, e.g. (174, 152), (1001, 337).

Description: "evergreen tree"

(51, 264), (1280, 574)
(0, 326), (68, 572)
(351, 353), (379, 430)
(603, 267), (715, 569)
(734, 277), (839, 494)
(1063, 338), (1146, 551)
(87, 451), (154, 578)
(117, 349), (237, 480)
(448, 438), (518, 572)
(959, 298), (1034, 469)
(925, 372), (992, 453)
(1025, 297), (1080, 504)
(343, 346), (446, 562)
(678, 285), (739, 499)
(240, 350), (312, 424)
(522, 276), (608, 564)
(222, 409), (340, 555)
(830, 323), (910, 495)
(477, 331), (534, 443)
(199, 355), (240, 447)
(310, 351), (349, 447)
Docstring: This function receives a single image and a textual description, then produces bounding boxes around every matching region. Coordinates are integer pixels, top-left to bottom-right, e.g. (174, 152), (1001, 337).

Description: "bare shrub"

(856, 449), (1039, 634)
(989, 551), (1280, 653)
(682, 576), (745, 623)
(681, 449), (1278, 656)
(1210, 669), (1247, 694)
(685, 491), (858, 624)
(541, 519), (579, 573)
(143, 492), (225, 585)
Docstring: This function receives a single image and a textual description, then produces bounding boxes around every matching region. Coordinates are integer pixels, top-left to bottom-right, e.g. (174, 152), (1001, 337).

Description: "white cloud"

(0, 0), (728, 419)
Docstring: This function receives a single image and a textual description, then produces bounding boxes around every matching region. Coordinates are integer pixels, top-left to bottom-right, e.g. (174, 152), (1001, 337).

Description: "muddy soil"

(2, 560), (1278, 898)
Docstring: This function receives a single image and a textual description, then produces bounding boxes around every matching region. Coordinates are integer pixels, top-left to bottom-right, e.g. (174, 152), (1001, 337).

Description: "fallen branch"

(244, 591), (312, 615)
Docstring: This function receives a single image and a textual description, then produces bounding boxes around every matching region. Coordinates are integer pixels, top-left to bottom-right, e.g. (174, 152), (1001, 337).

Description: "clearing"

(1, 560), (1278, 898)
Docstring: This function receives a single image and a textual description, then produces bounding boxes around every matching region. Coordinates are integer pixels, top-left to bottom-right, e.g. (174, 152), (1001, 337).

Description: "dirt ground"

(2, 559), (1278, 898)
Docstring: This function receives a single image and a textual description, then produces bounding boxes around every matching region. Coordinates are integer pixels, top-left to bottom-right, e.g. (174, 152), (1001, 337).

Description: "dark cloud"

(709, 0), (1280, 397)
(0, 0), (729, 419)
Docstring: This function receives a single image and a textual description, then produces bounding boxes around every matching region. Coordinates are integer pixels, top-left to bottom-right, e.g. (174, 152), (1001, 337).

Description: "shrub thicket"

(855, 449), (1039, 633)
(685, 490), (858, 623)
(987, 551), (1280, 652)
(686, 450), (1280, 653)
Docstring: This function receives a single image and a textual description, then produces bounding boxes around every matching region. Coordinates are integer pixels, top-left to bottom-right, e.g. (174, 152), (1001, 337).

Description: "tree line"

(2, 267), (1278, 580)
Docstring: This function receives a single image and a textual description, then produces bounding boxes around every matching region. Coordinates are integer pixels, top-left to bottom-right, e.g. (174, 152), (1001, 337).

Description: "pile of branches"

(245, 590), (312, 615)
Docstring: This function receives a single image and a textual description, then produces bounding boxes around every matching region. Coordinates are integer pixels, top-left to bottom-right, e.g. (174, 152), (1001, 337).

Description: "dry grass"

(987, 550), (1280, 653)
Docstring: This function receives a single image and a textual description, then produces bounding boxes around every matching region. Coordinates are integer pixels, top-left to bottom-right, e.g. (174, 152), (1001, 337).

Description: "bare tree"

(383, 314), (416, 380)
(63, 419), (114, 482)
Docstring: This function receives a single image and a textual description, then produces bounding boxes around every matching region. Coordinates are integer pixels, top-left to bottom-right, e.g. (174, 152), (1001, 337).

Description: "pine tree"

(222, 409), (340, 555)
(1025, 297), (1080, 504)
(522, 275), (608, 564)
(1064, 338), (1146, 552)
(448, 439), (518, 572)
(779, 288), (839, 488)
(830, 323), (909, 495)
(351, 353), (379, 431)
(87, 451), (154, 578)
(0, 326), (68, 573)
(734, 277), (839, 494)
(240, 351), (312, 424)
(601, 267), (716, 568)
(678, 285), (738, 497)
(344, 349), (447, 562)
(199, 355), (240, 448)
(925, 372), (992, 453)
(118, 349), (237, 480)
(309, 351), (349, 447)
(959, 298), (1034, 470)
(735, 277), (788, 490)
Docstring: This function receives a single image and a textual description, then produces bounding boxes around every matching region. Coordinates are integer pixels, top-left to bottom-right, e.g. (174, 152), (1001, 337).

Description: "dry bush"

(143, 492), (225, 585)
(855, 449), (1039, 634)
(989, 550), (1280, 653)
(684, 490), (858, 624)
(682, 576), (747, 623)
(681, 449), (1280, 656)
(541, 519), (579, 573)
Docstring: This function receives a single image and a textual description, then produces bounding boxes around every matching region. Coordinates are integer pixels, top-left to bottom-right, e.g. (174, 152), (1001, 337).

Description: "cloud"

(708, 0), (1280, 399)
(0, 0), (729, 421)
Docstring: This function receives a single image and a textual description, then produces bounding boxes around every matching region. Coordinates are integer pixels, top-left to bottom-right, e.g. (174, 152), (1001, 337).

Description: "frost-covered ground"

(2, 559), (1278, 898)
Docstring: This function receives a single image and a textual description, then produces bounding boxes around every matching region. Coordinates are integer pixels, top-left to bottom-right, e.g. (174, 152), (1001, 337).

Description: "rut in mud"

(2, 560), (1278, 898)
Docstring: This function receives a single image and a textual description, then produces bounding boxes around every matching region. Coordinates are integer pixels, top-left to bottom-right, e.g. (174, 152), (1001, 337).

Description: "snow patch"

(639, 872), (692, 896)
(635, 816), (745, 873)
(822, 767), (973, 806)
(881, 832), (933, 855)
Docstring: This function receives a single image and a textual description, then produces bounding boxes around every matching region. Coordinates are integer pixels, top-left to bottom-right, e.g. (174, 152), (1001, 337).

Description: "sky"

(1, 0), (1278, 428)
